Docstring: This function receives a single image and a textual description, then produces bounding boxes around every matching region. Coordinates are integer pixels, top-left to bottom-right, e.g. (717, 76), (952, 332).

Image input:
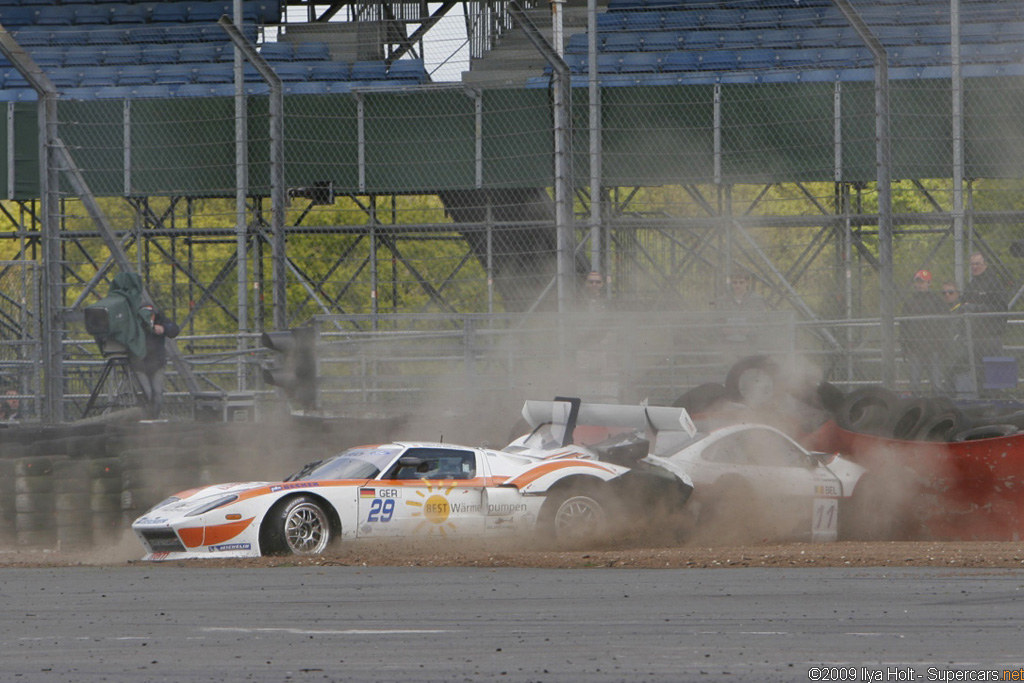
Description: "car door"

(702, 427), (842, 540)
(358, 446), (486, 538)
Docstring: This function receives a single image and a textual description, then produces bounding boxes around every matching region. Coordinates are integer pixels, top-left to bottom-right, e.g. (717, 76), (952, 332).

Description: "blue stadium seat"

(961, 63), (1002, 78)
(796, 27), (840, 49)
(796, 68), (840, 83)
(661, 11), (699, 31)
(92, 86), (135, 100)
(565, 33), (589, 54)
(602, 32), (642, 52)
(783, 7), (824, 28)
(104, 45), (143, 66)
(698, 49), (739, 71)
(682, 31), (721, 51)
(35, 6), (75, 26)
(619, 52), (660, 73)
(720, 30), (761, 49)
(194, 62), (234, 83)
(28, 47), (65, 68)
(13, 26), (53, 47)
(64, 46), (105, 67)
(596, 53), (622, 73)
(718, 72), (759, 85)
(894, 45), (945, 67)
(293, 42), (331, 61)
(961, 23), (1001, 44)
(284, 81), (329, 95)
(3, 69), (30, 89)
(88, 28), (129, 45)
(79, 66), (121, 87)
(327, 81), (353, 94)
(350, 60), (387, 80)
(74, 5), (113, 25)
(174, 83), (224, 97)
(130, 84), (175, 99)
(914, 25), (951, 46)
(128, 24), (175, 43)
(245, 82), (270, 95)
(259, 42), (294, 62)
(309, 61), (351, 81)
(117, 65), (157, 86)
(525, 75), (550, 89)
(562, 53), (587, 74)
(154, 64), (196, 85)
(641, 32), (681, 52)
(108, 4), (149, 24)
(141, 45), (180, 64)
(624, 13), (663, 32)
(388, 59), (427, 81)
(758, 28), (797, 48)
(49, 26), (93, 46)
(0, 7), (36, 29)
(57, 87), (97, 101)
(273, 63), (311, 81)
(775, 48), (819, 68)
(48, 68), (83, 89)
(759, 70), (799, 84)
(151, 2), (190, 24)
(817, 47), (871, 68)
(187, 2), (232, 23)
(742, 9), (781, 29)
(661, 51), (699, 72)
(178, 44), (221, 63)
(972, 43), (1014, 64)
(737, 48), (776, 70)
(838, 67), (874, 82)
(599, 73), (639, 87)
(700, 9), (742, 29)
(597, 14), (627, 32)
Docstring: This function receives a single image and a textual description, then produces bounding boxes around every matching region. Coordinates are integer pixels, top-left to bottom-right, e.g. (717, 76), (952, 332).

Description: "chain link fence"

(0, 0), (1023, 421)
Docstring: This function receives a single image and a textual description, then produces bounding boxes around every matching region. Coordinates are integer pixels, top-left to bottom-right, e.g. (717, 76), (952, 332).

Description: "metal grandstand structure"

(1, 0), (1024, 423)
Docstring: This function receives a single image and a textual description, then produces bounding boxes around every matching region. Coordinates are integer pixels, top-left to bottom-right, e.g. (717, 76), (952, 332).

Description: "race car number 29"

(367, 498), (396, 522)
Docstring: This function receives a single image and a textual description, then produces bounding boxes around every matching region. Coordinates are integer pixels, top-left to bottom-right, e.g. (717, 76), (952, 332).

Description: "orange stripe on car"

(504, 460), (615, 488)
(179, 517), (254, 548)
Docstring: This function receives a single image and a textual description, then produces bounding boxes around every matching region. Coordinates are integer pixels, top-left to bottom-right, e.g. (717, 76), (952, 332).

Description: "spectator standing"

(899, 270), (948, 393)
(0, 388), (21, 421)
(960, 252), (1009, 392)
(130, 303), (180, 418)
(942, 282), (973, 396)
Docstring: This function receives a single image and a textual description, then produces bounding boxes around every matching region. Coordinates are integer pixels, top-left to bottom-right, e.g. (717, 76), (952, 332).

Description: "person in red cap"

(130, 303), (179, 418)
(899, 269), (948, 393)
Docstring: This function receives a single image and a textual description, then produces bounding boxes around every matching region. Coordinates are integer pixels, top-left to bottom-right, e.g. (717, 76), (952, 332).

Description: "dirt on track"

(2, 536), (1023, 570)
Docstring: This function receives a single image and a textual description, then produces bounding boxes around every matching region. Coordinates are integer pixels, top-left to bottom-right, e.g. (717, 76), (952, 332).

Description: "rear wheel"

(263, 496), (332, 555)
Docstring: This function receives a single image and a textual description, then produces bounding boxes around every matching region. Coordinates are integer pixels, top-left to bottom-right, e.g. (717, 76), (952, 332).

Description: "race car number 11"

(368, 498), (396, 522)
(812, 498), (838, 542)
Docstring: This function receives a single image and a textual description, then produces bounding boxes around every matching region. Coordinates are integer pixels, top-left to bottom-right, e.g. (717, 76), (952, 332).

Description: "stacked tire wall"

(0, 414), (403, 553)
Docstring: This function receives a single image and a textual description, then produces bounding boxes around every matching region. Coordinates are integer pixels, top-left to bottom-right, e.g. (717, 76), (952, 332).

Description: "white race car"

(644, 423), (872, 542)
(133, 431), (694, 560)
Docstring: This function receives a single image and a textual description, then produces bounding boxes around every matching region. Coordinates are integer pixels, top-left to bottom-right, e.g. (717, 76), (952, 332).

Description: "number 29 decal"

(367, 498), (396, 523)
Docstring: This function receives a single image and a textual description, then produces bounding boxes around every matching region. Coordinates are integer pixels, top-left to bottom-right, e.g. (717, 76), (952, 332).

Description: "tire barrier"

(89, 457), (124, 544)
(119, 447), (201, 523)
(835, 386), (901, 436)
(53, 459), (93, 551)
(0, 459), (15, 547)
(952, 424), (1020, 442)
(13, 455), (67, 549)
(671, 382), (729, 415)
(724, 355), (779, 407)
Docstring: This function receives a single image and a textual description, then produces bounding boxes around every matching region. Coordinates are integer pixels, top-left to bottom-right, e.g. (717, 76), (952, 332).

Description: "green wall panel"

(965, 76), (1024, 179)
(12, 103), (39, 201)
(364, 90), (476, 193)
(60, 100), (126, 198)
(130, 98), (236, 197)
(482, 89), (553, 189)
(602, 85), (714, 186)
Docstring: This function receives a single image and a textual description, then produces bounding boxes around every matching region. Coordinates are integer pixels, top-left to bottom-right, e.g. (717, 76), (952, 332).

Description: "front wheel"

(262, 496), (332, 555)
(541, 488), (610, 546)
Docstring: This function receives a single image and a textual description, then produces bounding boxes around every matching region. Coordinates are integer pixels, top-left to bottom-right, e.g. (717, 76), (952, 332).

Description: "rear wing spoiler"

(521, 397), (697, 447)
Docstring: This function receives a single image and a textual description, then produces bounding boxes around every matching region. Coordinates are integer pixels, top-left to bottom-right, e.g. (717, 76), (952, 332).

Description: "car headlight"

(185, 494), (239, 517)
(143, 496), (181, 515)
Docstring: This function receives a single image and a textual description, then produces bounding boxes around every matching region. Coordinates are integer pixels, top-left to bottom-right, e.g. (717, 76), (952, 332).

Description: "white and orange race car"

(133, 405), (695, 560)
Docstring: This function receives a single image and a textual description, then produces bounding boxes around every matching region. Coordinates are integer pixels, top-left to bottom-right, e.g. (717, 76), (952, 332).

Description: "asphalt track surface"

(1, 566), (1022, 683)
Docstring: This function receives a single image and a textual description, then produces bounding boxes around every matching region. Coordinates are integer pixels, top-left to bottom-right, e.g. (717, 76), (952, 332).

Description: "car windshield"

(292, 446), (403, 481)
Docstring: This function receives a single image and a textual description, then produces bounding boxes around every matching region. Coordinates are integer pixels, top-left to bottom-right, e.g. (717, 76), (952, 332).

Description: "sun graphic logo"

(407, 481), (457, 535)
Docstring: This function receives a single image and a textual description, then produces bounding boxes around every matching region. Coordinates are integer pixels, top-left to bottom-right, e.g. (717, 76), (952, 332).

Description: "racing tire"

(951, 424), (1019, 442)
(262, 495), (333, 556)
(912, 410), (967, 442)
(540, 485), (613, 547)
(724, 355), (779, 407)
(887, 398), (934, 441)
(835, 386), (899, 435)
